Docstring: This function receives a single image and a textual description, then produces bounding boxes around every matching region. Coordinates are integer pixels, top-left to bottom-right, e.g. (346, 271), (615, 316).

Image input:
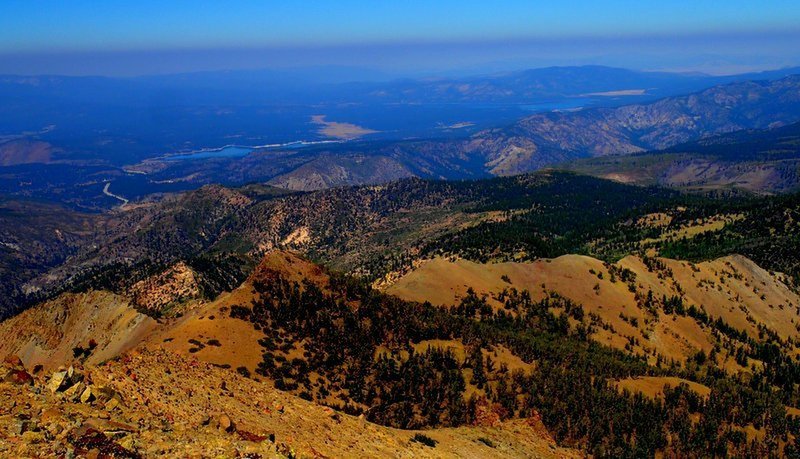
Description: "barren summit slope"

(0, 290), (156, 371)
(0, 347), (580, 458)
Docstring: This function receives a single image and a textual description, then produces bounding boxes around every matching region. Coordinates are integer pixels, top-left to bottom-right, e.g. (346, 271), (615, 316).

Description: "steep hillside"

(0, 290), (156, 371)
(0, 198), (102, 319)
(267, 153), (415, 191)
(145, 251), (800, 456)
(5, 249), (800, 456)
(468, 75), (800, 175)
(128, 262), (205, 316)
(0, 347), (578, 458)
(562, 121), (800, 194)
(0, 252), (581, 457)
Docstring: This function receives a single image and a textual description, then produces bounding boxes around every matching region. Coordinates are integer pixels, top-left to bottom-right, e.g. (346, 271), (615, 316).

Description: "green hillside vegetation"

(23, 170), (800, 320)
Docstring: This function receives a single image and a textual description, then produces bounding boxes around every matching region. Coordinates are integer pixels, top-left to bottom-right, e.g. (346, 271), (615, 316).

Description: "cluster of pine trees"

(229, 265), (798, 457)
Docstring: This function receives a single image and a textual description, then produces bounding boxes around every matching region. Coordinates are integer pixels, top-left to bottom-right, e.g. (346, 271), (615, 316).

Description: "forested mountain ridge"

(7, 168), (800, 320)
(11, 172), (682, 317)
(4, 248), (800, 456)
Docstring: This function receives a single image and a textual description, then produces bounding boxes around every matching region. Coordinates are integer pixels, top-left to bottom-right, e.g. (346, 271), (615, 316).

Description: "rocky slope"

(128, 262), (202, 315)
(0, 290), (156, 372)
(4, 248), (800, 456)
(0, 348), (578, 458)
(0, 251), (586, 458)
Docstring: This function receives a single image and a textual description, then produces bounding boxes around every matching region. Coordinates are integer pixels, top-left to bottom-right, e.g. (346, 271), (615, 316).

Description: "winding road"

(102, 182), (129, 206)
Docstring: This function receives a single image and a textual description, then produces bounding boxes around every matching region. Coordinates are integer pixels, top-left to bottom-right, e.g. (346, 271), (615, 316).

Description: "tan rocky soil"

(0, 348), (581, 458)
(129, 262), (202, 314)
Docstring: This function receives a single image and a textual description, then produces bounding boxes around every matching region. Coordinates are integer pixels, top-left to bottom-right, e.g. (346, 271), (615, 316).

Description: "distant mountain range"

(343, 65), (800, 104)
(5, 64), (799, 107)
(465, 74), (800, 174)
(196, 74), (800, 191)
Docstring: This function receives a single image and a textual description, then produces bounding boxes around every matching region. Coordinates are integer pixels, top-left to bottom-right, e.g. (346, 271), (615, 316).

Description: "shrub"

(411, 433), (437, 447)
(477, 437), (495, 448)
(236, 366), (251, 378)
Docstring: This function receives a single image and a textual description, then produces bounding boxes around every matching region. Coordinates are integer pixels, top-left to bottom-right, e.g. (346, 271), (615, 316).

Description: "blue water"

(157, 98), (611, 162)
(519, 98), (593, 112)
(167, 146), (254, 161)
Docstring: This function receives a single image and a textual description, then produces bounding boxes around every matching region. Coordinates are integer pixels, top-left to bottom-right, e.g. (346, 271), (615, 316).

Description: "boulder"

(80, 386), (97, 404)
(46, 422), (65, 437)
(48, 371), (70, 393)
(40, 408), (62, 424)
(84, 417), (137, 437)
(20, 430), (46, 444)
(3, 369), (34, 386)
(217, 414), (235, 433)
(104, 397), (123, 412)
(9, 416), (36, 436)
(64, 382), (87, 401)
(68, 366), (84, 384)
(96, 386), (118, 404)
(3, 354), (24, 369)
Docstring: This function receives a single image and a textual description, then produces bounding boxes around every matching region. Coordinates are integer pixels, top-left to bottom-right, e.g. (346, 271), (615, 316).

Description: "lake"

(166, 146), (255, 161)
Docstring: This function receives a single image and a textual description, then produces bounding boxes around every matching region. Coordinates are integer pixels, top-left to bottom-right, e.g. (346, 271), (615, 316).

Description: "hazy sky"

(1, 1), (799, 76)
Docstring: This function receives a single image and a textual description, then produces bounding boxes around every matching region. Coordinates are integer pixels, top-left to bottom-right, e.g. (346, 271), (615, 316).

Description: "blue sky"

(1, 1), (799, 75)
